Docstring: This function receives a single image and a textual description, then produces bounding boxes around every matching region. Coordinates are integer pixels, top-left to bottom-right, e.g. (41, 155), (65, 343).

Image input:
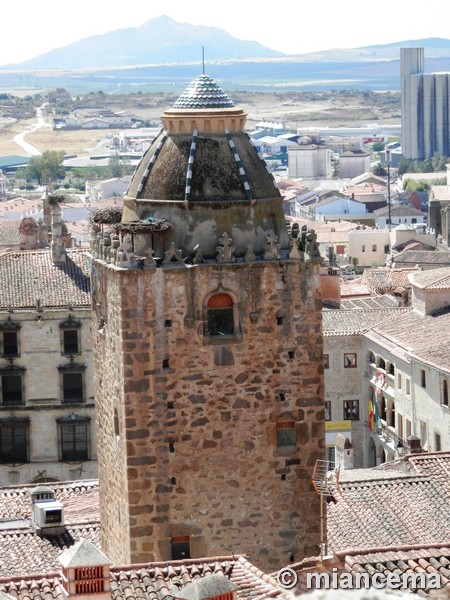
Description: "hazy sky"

(2, 0), (449, 65)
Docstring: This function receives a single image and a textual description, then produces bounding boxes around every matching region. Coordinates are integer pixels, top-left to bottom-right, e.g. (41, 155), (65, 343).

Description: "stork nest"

(117, 217), (173, 235)
(48, 194), (65, 206)
(89, 206), (123, 225)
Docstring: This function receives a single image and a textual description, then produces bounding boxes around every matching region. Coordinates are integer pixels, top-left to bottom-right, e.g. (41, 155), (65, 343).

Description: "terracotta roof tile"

(361, 267), (419, 295)
(328, 453), (450, 557)
(323, 306), (409, 336)
(0, 479), (99, 522)
(393, 250), (450, 266)
(0, 249), (91, 308)
(368, 310), (450, 371)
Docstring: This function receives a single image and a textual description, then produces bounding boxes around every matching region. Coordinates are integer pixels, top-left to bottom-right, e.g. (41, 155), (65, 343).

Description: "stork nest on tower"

(116, 217), (173, 236)
(89, 206), (123, 225)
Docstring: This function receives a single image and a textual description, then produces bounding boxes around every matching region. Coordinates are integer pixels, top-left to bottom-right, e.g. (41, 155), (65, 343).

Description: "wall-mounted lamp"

(396, 439), (405, 456)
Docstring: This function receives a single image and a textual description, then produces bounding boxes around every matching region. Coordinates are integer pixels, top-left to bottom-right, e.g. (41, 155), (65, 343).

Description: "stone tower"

(91, 75), (325, 571)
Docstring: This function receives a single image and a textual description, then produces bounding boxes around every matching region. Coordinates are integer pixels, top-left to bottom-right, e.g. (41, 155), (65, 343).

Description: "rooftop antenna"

(202, 46), (205, 74)
(312, 459), (341, 560)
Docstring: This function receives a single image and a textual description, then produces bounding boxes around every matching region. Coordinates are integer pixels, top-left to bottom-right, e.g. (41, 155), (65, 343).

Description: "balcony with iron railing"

(374, 418), (407, 457)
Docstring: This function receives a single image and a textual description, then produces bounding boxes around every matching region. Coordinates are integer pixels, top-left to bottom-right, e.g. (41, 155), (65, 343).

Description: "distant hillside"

(298, 37), (450, 62)
(4, 15), (283, 70)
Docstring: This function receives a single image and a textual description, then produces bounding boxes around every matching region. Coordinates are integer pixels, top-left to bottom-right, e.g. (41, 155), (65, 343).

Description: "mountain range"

(3, 16), (282, 70)
(2, 17), (450, 94)
(4, 16), (450, 71)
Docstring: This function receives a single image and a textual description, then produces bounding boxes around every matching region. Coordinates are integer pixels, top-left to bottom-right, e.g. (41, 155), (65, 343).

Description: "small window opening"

(62, 372), (83, 403)
(288, 350), (295, 359)
(170, 476), (177, 485)
(281, 473), (286, 481)
(163, 359), (170, 370)
(167, 401), (174, 410)
(169, 442), (175, 453)
(420, 369), (426, 388)
(276, 422), (296, 447)
(2, 374), (23, 405)
(3, 332), (18, 357)
(63, 330), (79, 355)
(276, 316), (284, 325)
(171, 536), (191, 560)
(165, 319), (172, 328)
(279, 393), (286, 401)
(114, 408), (119, 437)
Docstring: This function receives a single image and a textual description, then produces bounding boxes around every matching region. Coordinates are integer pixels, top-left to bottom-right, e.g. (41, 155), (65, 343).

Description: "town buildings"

(90, 74), (325, 570)
(0, 245), (96, 485)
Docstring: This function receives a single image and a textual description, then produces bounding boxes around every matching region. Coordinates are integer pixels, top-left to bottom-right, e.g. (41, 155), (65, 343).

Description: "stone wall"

(93, 258), (325, 571)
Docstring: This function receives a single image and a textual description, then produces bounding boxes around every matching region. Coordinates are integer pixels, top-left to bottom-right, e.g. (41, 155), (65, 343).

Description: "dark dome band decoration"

(135, 129), (170, 195)
(184, 129), (198, 201)
(225, 129), (252, 200)
(172, 74), (235, 109)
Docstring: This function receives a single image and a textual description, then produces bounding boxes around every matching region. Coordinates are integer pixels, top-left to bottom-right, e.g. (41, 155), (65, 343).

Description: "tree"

(24, 150), (66, 185)
(373, 142), (384, 152)
(108, 153), (132, 178)
(372, 162), (386, 176)
(418, 158), (433, 173)
(398, 157), (414, 176)
(402, 178), (430, 192)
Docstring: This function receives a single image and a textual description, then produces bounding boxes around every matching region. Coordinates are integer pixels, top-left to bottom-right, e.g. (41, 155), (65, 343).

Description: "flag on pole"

(373, 397), (380, 430)
(369, 399), (375, 431)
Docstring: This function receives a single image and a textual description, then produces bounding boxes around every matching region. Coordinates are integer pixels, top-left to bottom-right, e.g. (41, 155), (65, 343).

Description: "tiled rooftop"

(0, 480), (281, 600)
(361, 267), (419, 295)
(368, 308), (450, 370)
(410, 267), (450, 290)
(0, 249), (91, 309)
(0, 479), (99, 522)
(172, 75), (235, 110)
(393, 250), (450, 266)
(339, 296), (400, 310)
(0, 480), (100, 577)
(0, 523), (100, 577)
(323, 306), (410, 336)
(338, 543), (450, 596)
(0, 555), (281, 600)
(0, 221), (20, 246)
(327, 452), (450, 556)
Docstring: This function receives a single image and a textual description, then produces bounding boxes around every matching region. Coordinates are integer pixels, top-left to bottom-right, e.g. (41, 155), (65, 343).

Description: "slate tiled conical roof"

(172, 74), (235, 109)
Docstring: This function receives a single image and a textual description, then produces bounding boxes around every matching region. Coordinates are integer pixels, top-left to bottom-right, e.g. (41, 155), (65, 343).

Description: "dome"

(123, 74), (289, 259)
(172, 74), (235, 110)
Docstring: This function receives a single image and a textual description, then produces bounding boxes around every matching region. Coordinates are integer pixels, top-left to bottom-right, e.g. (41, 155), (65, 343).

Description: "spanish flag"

(369, 399), (375, 432)
(369, 398), (379, 432)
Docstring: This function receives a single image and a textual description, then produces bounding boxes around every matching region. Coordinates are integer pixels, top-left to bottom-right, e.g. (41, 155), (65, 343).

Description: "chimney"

(42, 184), (53, 228)
(19, 217), (39, 250)
(407, 435), (422, 454)
(59, 539), (113, 600)
(49, 195), (67, 265)
(173, 574), (238, 600)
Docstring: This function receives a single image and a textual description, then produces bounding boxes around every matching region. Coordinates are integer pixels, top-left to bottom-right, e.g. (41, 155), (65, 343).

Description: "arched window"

(381, 396), (387, 421)
(207, 293), (234, 337)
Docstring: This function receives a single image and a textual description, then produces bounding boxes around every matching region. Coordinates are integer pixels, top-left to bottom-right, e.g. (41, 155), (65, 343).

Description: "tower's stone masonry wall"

(93, 259), (324, 571)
